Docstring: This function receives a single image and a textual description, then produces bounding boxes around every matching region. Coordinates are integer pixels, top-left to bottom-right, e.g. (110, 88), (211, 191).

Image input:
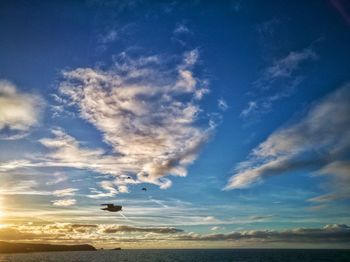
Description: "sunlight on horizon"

(0, 203), (5, 223)
(0, 0), (350, 255)
(0, 197), (4, 222)
(0, 211), (3, 220)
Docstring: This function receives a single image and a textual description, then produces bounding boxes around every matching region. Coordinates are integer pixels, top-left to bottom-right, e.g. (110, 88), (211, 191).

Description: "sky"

(0, 0), (350, 249)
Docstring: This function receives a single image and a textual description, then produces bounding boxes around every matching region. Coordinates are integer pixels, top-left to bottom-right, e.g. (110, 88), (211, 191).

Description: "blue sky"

(0, 0), (350, 248)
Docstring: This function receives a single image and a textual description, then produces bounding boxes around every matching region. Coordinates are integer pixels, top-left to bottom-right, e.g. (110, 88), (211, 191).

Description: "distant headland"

(0, 241), (96, 253)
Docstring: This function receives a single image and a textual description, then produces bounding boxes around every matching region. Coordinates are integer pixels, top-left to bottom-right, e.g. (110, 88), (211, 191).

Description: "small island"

(0, 241), (96, 254)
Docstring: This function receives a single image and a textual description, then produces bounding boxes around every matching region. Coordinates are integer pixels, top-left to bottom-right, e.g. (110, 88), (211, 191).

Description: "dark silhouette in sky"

(100, 204), (122, 212)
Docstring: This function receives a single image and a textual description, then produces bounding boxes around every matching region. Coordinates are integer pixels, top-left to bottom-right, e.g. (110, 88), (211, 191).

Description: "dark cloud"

(176, 224), (350, 243)
(1, 223), (349, 245)
(249, 215), (274, 221)
(45, 223), (99, 233)
(103, 225), (183, 234)
(0, 227), (60, 241)
(0, 223), (184, 243)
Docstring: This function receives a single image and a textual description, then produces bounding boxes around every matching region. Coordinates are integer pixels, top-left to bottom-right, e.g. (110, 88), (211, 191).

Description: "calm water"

(0, 249), (350, 262)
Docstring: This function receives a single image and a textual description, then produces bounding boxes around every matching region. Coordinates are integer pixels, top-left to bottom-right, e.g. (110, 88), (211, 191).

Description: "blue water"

(0, 249), (349, 262)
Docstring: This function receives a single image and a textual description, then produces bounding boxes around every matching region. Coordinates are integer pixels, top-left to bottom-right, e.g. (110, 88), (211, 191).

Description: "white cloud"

(52, 199), (76, 206)
(118, 185), (130, 193)
(226, 84), (350, 201)
(52, 50), (213, 189)
(0, 80), (43, 132)
(53, 188), (78, 197)
(0, 50), (213, 193)
(182, 49), (199, 67)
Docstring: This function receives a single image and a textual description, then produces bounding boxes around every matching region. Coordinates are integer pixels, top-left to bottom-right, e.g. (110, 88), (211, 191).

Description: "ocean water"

(0, 249), (350, 262)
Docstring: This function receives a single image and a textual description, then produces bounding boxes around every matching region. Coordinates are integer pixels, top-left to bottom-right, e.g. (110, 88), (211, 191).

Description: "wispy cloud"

(240, 101), (257, 117)
(309, 161), (350, 203)
(227, 84), (350, 202)
(218, 98), (229, 111)
(172, 22), (194, 46)
(53, 188), (78, 197)
(88, 180), (120, 199)
(259, 49), (317, 82)
(173, 22), (191, 35)
(241, 48), (317, 118)
(46, 172), (68, 186)
(0, 179), (50, 196)
(0, 132), (30, 141)
(98, 29), (118, 44)
(52, 199), (77, 207)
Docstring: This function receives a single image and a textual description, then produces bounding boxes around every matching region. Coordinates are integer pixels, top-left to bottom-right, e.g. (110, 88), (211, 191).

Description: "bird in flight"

(100, 204), (122, 212)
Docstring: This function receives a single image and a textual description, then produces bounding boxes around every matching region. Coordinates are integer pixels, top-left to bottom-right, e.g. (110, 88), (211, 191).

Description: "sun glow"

(0, 197), (4, 218)
(0, 210), (3, 229)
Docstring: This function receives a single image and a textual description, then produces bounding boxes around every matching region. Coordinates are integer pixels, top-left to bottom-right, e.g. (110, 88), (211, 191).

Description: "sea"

(0, 249), (350, 262)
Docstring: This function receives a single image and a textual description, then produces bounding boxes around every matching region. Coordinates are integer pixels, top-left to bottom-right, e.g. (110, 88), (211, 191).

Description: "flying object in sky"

(100, 204), (122, 212)
(142, 188), (147, 191)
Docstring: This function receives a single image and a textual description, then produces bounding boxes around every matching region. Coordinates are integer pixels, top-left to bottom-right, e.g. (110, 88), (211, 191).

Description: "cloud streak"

(103, 225), (183, 234)
(260, 49), (317, 82)
(227, 84), (350, 202)
(241, 48), (317, 118)
(53, 188), (78, 197)
(52, 199), (77, 207)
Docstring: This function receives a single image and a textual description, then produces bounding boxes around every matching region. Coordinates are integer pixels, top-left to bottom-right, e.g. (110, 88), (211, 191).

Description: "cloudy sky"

(0, 0), (350, 249)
